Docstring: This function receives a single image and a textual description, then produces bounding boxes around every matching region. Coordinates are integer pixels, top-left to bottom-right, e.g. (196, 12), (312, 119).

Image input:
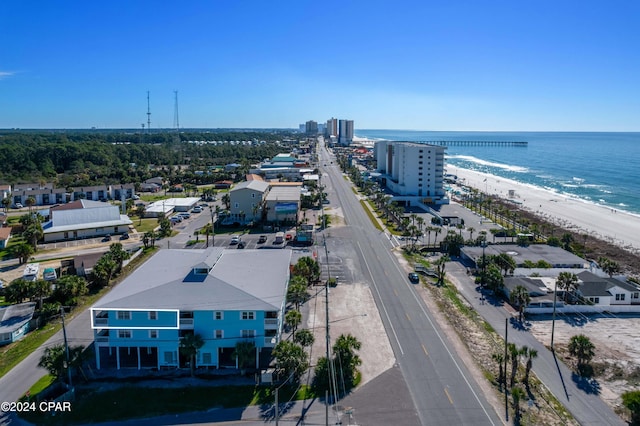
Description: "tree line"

(0, 130), (296, 186)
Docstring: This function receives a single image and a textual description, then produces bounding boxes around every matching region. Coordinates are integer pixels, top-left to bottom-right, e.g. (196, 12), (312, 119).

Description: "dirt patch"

(530, 316), (640, 419)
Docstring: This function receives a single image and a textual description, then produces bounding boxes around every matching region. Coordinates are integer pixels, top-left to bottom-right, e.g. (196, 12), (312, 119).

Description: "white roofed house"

(265, 185), (301, 225)
(42, 200), (132, 242)
(90, 247), (292, 371)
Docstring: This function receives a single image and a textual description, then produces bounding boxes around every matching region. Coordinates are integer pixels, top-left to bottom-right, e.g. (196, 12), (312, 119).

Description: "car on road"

(408, 272), (420, 283)
(237, 241), (246, 249)
(12, 203), (23, 209)
(230, 235), (240, 245)
(102, 234), (112, 242)
(285, 233), (293, 241)
(258, 235), (267, 244)
(191, 207), (202, 213)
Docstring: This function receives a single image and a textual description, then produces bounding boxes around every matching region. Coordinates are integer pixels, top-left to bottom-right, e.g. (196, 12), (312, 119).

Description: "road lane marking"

(357, 241), (404, 355)
(422, 344), (428, 357)
(393, 288), (398, 297)
(388, 253), (496, 424)
(405, 312), (411, 322)
(444, 387), (454, 405)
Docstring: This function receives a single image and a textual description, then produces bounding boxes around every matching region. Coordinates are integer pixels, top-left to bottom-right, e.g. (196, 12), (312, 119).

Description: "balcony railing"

(179, 318), (194, 328)
(94, 318), (108, 326)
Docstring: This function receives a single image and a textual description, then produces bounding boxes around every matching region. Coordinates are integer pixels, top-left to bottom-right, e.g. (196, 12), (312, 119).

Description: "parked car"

(230, 235), (240, 245)
(408, 272), (420, 284)
(177, 212), (191, 219)
(258, 235), (267, 244)
(120, 233), (130, 240)
(191, 207), (202, 213)
(12, 203), (23, 209)
(102, 234), (112, 242)
(237, 241), (246, 249)
(285, 233), (293, 241)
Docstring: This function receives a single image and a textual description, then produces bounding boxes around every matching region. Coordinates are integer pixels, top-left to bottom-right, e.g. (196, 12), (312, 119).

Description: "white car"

(191, 207), (202, 213)
(230, 235), (240, 245)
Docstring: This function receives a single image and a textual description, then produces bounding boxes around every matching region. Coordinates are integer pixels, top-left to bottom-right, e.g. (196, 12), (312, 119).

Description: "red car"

(285, 234), (293, 241)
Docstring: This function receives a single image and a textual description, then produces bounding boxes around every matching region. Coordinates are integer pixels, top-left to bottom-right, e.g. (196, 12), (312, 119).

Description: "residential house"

(71, 185), (110, 202)
(74, 252), (104, 276)
(42, 200), (132, 242)
(90, 248), (292, 370)
(0, 302), (36, 346)
(0, 184), (12, 201)
(576, 271), (640, 307)
(229, 181), (270, 223)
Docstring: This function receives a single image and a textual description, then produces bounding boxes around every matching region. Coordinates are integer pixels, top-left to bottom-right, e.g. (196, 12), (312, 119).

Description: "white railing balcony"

(179, 319), (194, 329)
(94, 318), (108, 326)
(264, 319), (278, 329)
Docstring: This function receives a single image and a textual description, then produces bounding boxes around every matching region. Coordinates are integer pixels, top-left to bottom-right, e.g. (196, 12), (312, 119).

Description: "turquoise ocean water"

(354, 130), (640, 216)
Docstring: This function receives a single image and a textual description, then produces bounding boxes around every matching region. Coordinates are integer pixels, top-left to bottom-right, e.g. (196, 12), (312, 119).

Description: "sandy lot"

(530, 316), (640, 408)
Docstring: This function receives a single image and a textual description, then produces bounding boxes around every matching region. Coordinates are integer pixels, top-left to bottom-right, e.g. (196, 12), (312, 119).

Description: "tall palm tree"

(508, 343), (521, 388)
(511, 386), (526, 421)
(467, 226), (475, 242)
(492, 352), (505, 390)
(232, 340), (256, 374)
(522, 346), (538, 388)
(509, 285), (531, 323)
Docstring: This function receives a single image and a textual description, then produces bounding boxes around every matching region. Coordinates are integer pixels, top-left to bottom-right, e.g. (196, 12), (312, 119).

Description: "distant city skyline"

(2, 1), (639, 131)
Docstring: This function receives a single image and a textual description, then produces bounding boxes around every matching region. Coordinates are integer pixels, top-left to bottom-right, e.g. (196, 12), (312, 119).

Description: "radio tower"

(173, 90), (180, 130)
(146, 91), (151, 133)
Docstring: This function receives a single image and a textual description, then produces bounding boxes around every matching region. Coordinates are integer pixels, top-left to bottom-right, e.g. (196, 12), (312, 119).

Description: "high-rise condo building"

(305, 120), (318, 136)
(326, 117), (338, 137)
(338, 119), (354, 145)
(374, 141), (447, 204)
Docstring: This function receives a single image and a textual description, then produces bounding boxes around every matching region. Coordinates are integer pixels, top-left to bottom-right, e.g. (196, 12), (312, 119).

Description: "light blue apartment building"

(90, 248), (291, 370)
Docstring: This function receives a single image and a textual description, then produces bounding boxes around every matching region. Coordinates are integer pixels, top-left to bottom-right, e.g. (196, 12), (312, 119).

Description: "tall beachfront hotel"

(374, 141), (448, 205)
(338, 119), (354, 145)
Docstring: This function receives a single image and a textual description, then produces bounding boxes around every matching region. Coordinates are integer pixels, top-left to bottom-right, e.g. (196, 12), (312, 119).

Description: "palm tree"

(25, 196), (36, 214)
(509, 285), (531, 323)
(508, 343), (521, 388)
(556, 271), (579, 303)
(179, 333), (205, 377)
(492, 352), (505, 390)
(285, 309), (302, 336)
(568, 334), (595, 374)
(522, 346), (538, 388)
(1, 195), (10, 212)
(108, 242), (130, 272)
(511, 386), (526, 421)
(232, 340), (256, 374)
(293, 329), (315, 348)
(467, 226), (475, 242)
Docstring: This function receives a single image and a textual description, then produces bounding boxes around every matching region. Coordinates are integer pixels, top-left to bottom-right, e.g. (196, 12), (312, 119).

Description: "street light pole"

(209, 206), (216, 247)
(551, 278), (558, 350)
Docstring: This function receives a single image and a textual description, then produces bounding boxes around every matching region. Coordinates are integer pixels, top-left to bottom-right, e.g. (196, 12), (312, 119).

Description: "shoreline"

(453, 167), (640, 254)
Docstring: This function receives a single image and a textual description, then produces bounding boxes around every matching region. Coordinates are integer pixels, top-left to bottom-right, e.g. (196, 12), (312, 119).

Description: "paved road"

(317, 140), (502, 425)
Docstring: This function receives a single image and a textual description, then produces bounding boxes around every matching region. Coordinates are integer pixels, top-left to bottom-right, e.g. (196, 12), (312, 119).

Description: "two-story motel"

(90, 247), (292, 371)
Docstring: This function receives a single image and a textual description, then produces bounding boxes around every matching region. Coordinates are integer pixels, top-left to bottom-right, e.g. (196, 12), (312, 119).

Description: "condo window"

(214, 311), (223, 320)
(117, 311), (131, 320)
(148, 311), (157, 320)
(616, 294), (626, 301)
(149, 330), (158, 339)
(241, 311), (255, 320)
(241, 330), (255, 338)
(214, 330), (223, 339)
(634, 293), (639, 299)
(118, 330), (132, 339)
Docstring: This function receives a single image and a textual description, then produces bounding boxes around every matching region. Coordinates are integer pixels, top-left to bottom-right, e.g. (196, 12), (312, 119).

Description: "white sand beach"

(452, 168), (640, 254)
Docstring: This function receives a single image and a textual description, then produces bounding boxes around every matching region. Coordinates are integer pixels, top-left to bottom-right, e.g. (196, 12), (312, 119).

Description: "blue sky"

(1, 1), (639, 131)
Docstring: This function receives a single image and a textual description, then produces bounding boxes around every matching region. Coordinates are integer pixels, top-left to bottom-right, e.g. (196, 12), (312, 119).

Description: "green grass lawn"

(21, 384), (312, 425)
(132, 218), (160, 234)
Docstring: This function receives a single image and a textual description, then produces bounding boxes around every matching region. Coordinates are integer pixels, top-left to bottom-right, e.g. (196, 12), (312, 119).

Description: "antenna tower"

(146, 91), (151, 133)
(173, 90), (180, 130)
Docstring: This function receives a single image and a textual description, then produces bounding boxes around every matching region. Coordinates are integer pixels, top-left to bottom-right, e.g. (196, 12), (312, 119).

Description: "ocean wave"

(572, 177), (585, 183)
(449, 155), (529, 172)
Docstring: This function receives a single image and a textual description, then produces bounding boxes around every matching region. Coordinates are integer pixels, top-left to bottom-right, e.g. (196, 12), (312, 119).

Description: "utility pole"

(60, 306), (73, 388)
(504, 317), (508, 422)
(551, 279), (558, 350)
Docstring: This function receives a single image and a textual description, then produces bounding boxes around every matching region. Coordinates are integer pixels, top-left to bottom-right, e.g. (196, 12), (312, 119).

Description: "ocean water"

(355, 130), (640, 215)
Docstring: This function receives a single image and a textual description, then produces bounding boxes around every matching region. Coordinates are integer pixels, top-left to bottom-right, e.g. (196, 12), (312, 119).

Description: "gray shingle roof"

(0, 302), (36, 334)
(93, 248), (291, 311)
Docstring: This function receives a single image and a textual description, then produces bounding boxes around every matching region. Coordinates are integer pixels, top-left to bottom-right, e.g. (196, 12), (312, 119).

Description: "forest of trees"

(0, 130), (299, 186)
